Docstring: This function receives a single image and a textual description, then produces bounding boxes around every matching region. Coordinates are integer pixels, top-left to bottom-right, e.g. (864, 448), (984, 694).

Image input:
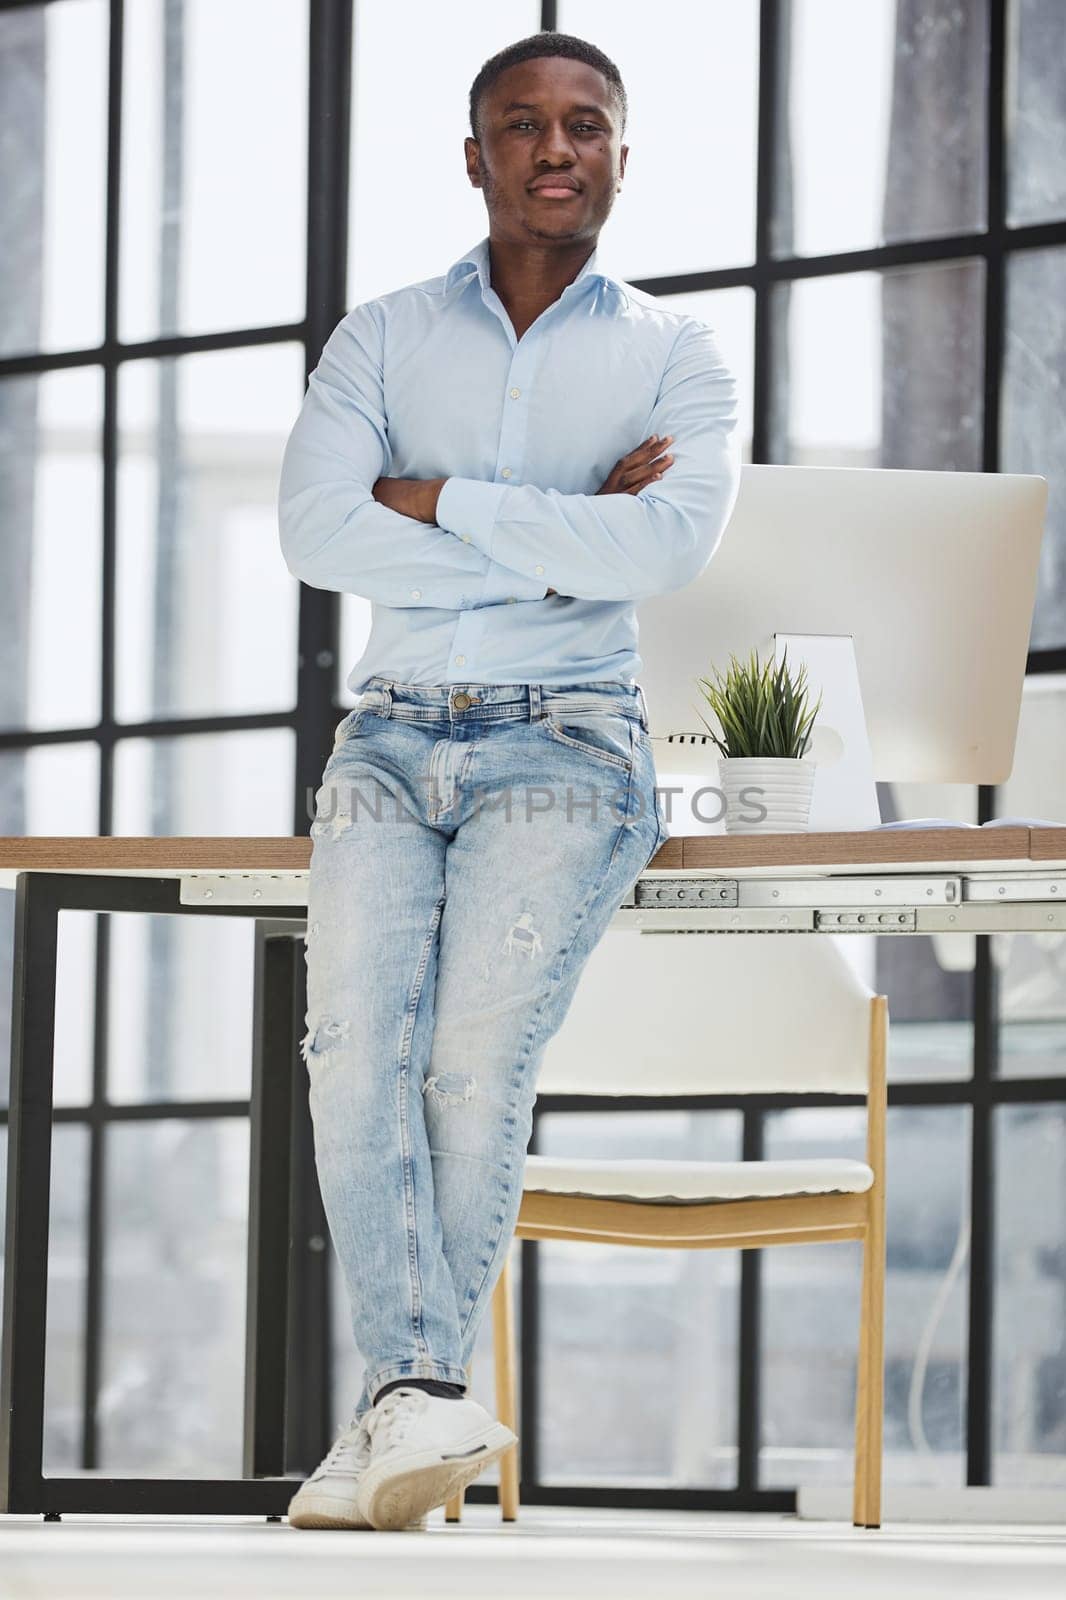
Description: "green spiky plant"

(695, 646), (822, 760)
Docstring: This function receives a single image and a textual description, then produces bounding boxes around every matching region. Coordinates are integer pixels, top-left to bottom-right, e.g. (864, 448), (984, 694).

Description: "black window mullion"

(751, 0), (781, 465)
(80, 0), (125, 1475)
(287, 0), (355, 1456)
(967, 843), (1000, 1488)
(735, 0), (781, 1485)
(293, 0), (353, 835)
(966, 0), (1008, 1491)
(736, 1109), (764, 1491)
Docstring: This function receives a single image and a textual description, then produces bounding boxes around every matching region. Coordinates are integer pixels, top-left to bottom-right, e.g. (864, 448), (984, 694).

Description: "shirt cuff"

(436, 477), (508, 561)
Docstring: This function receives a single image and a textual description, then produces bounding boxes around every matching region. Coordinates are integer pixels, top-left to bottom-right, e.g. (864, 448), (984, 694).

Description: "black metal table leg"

(284, 935), (334, 1472)
(2, 872), (311, 1515)
(243, 922), (302, 1479)
(0, 872), (60, 1512)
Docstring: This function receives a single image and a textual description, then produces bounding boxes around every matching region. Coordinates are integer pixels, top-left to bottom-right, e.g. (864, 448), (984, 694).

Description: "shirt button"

(507, 596), (516, 603)
(535, 564), (544, 575)
(461, 534), (471, 543)
(410, 588), (421, 599)
(501, 467), (512, 478)
(454, 654), (466, 666)
(509, 387), (520, 399)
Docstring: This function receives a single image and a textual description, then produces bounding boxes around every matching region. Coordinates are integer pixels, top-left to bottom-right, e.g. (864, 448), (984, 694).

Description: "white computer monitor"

(636, 463), (1048, 786)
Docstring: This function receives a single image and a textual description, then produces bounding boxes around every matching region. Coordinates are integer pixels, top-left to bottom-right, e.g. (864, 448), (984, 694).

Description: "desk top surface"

(0, 828), (1064, 886)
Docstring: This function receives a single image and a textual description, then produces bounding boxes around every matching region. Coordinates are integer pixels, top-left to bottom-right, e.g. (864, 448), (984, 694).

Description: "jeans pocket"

(332, 707), (372, 751)
(542, 702), (636, 771)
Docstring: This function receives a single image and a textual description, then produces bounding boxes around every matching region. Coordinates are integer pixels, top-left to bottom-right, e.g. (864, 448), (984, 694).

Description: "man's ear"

(618, 143), (628, 186)
(464, 136), (482, 190)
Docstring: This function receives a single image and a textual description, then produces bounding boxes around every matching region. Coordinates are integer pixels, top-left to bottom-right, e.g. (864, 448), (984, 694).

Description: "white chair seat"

(523, 1154), (874, 1205)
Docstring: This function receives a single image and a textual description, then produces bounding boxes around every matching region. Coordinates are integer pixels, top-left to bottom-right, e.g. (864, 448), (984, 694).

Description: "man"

(279, 31), (739, 1532)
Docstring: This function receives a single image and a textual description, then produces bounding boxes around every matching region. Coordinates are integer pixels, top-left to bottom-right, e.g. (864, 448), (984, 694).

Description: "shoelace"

(363, 1386), (428, 1455)
(312, 1418), (371, 1481)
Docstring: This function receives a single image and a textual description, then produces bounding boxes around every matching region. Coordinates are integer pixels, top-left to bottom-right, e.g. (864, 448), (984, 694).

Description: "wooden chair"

(444, 930), (887, 1529)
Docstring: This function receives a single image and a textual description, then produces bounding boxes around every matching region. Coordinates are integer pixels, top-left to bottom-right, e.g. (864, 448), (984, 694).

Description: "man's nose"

(535, 128), (578, 162)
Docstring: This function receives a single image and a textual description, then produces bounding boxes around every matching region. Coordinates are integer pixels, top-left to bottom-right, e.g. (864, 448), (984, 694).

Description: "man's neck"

(487, 233), (596, 333)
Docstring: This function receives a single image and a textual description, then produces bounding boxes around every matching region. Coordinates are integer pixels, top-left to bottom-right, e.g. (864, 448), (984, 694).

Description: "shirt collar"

(444, 234), (628, 305)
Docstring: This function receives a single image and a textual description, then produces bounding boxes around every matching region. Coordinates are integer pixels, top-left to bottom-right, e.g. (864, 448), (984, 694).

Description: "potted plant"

(695, 646), (823, 834)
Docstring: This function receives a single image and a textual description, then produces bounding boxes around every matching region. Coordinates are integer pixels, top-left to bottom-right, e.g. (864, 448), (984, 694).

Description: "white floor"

(1, 1506), (1065, 1599)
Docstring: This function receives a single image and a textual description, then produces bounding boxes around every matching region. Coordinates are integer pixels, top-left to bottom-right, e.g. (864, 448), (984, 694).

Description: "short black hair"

(468, 31), (627, 144)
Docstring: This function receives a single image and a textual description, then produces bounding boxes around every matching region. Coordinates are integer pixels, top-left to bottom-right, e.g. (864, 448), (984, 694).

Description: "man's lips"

(528, 179), (582, 199)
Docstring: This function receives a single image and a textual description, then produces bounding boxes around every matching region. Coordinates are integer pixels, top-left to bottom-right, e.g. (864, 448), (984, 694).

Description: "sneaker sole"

(288, 1491), (425, 1531)
(357, 1422), (517, 1531)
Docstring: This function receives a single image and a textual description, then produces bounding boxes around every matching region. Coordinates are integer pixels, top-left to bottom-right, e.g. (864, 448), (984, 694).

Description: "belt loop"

(380, 681), (393, 719)
(528, 684), (541, 722)
(636, 682), (650, 732)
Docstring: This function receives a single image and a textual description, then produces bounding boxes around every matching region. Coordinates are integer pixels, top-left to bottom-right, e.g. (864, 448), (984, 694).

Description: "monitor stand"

(775, 633), (881, 831)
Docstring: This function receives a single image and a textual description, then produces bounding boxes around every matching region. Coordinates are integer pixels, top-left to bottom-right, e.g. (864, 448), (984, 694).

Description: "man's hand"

(371, 476), (446, 524)
(371, 474), (563, 596)
(597, 434), (674, 496)
(372, 441), (678, 598)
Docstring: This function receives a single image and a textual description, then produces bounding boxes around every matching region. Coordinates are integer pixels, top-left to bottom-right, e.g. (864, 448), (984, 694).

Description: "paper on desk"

(868, 816), (1065, 830)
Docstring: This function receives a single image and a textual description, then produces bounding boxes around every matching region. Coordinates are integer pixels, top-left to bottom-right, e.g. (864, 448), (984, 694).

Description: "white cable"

(906, 1214), (971, 1457)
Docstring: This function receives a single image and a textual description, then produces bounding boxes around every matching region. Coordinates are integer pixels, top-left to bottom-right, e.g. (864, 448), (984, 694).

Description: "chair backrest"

(537, 930), (877, 1097)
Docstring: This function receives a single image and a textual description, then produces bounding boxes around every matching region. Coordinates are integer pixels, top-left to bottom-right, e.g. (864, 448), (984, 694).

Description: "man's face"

(464, 57), (627, 246)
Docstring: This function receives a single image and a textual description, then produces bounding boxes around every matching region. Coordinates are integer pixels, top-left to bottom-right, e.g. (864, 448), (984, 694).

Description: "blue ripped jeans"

(302, 676), (667, 1424)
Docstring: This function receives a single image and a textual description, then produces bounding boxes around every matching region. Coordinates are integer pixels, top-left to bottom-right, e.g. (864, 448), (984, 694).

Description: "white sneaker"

(287, 1415), (428, 1530)
(355, 1386), (518, 1531)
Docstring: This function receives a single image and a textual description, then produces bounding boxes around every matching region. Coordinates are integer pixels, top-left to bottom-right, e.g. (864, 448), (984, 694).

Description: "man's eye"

(509, 121), (600, 133)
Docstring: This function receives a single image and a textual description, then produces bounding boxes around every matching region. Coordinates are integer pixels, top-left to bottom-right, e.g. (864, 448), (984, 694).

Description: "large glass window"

(1002, 248), (1066, 651)
(0, 368), (104, 734)
(119, 0), (308, 342)
(115, 345), (303, 723)
(994, 1105), (1066, 1486)
(772, 262), (984, 468)
(0, 0), (109, 359)
(1, 0), (306, 1480)
(1006, 0), (1066, 227)
(773, 0), (988, 258)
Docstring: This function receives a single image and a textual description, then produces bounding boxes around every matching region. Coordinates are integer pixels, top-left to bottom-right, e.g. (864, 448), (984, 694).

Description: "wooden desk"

(1, 824), (1064, 881)
(2, 825), (1062, 876)
(1, 827), (1064, 1517)
(2, 826), (1064, 932)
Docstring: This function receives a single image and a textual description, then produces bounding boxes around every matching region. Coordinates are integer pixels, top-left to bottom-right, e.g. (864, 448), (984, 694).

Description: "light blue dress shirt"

(278, 233), (740, 694)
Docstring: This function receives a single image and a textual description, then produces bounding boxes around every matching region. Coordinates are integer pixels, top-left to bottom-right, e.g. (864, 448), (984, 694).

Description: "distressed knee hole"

(502, 909), (543, 960)
(423, 1071), (477, 1106)
(317, 810), (353, 841)
(312, 785), (353, 839)
(300, 1015), (351, 1065)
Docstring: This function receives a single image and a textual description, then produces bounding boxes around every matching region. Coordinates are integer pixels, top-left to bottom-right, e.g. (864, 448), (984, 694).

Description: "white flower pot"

(718, 756), (817, 834)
